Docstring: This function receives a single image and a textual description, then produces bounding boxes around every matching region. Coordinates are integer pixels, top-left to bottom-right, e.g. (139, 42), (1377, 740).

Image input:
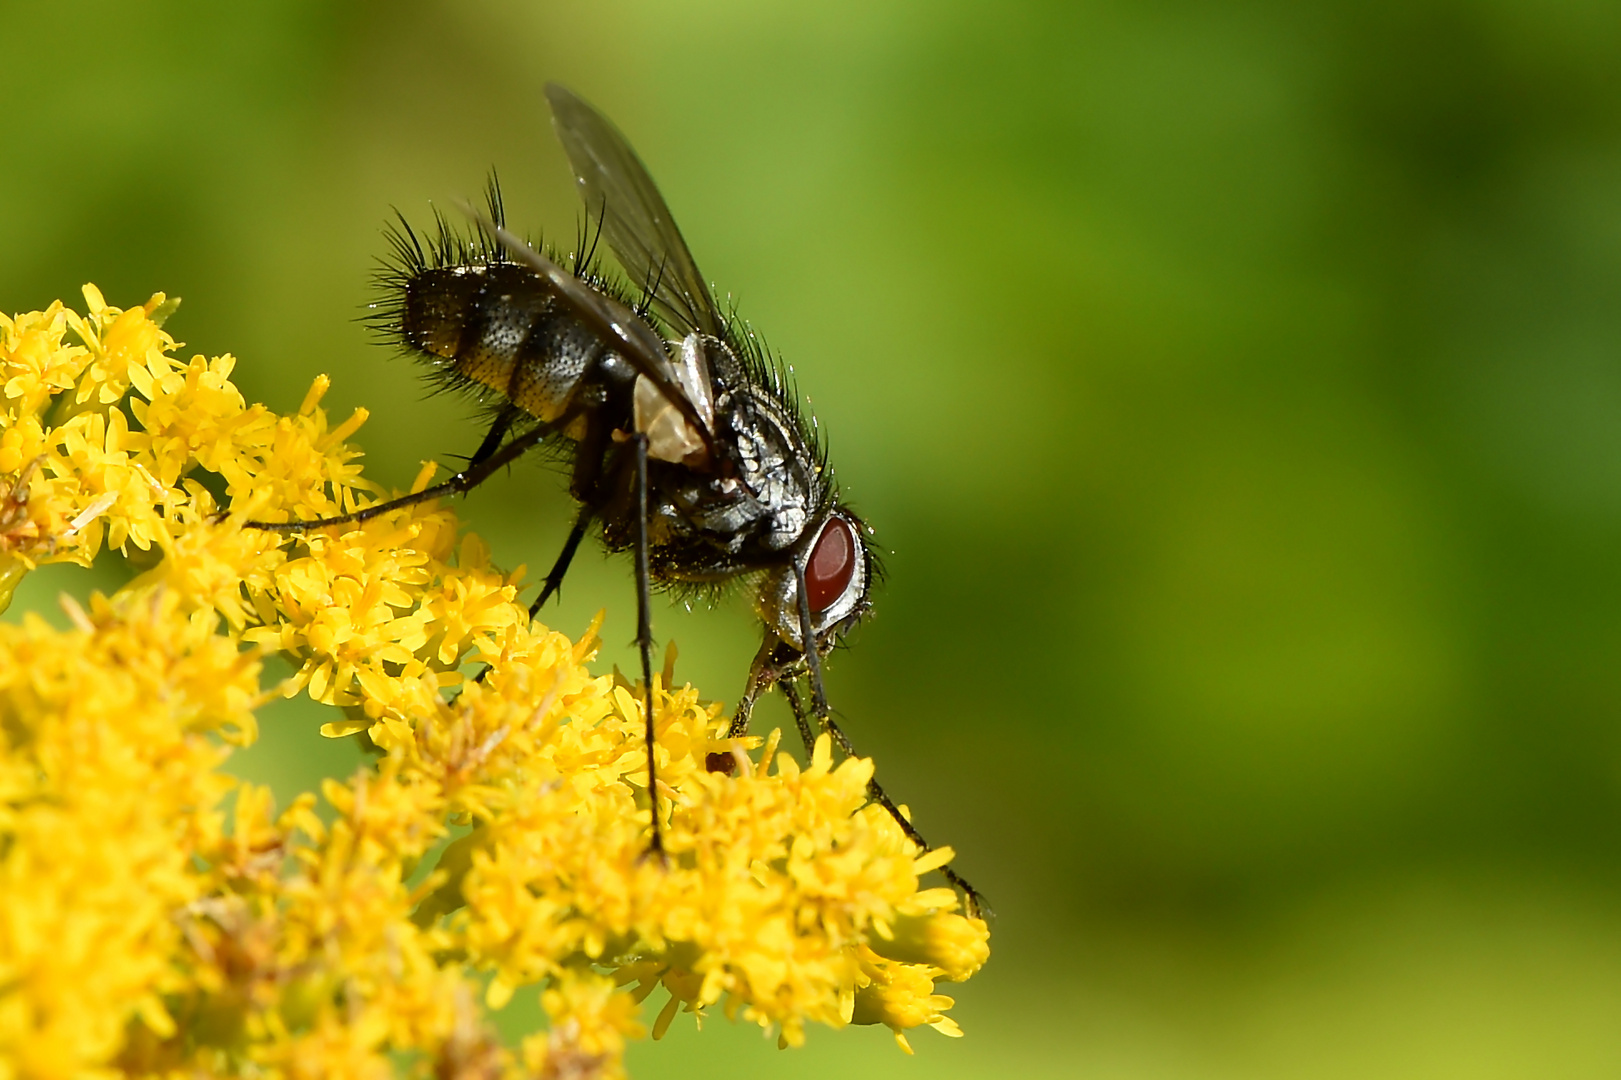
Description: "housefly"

(247, 84), (982, 915)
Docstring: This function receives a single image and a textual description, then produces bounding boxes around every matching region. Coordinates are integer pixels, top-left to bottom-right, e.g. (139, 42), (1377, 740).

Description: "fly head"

(755, 508), (874, 659)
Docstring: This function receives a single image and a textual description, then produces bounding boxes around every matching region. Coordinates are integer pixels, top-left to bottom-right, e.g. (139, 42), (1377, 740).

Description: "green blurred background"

(6, 0), (1621, 1074)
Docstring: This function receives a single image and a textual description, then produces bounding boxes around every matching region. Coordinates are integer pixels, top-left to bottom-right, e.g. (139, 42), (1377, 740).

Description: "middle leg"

(529, 511), (592, 618)
(780, 679), (988, 919)
(629, 431), (665, 858)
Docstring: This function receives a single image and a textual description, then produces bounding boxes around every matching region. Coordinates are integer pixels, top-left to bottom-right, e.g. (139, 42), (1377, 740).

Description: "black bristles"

(365, 173), (634, 420)
(715, 310), (834, 486)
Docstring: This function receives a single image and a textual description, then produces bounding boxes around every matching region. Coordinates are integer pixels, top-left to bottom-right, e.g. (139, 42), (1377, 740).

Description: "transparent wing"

(459, 201), (715, 457)
(546, 83), (723, 338)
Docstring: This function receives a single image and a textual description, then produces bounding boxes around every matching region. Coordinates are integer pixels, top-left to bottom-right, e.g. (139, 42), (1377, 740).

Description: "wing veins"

(457, 202), (716, 456)
(545, 83), (721, 339)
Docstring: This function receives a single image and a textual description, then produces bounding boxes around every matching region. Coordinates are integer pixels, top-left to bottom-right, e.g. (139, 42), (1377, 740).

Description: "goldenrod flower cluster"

(0, 289), (989, 1079)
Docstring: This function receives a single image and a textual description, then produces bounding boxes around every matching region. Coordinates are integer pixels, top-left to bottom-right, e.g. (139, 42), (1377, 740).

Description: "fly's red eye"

(805, 516), (856, 613)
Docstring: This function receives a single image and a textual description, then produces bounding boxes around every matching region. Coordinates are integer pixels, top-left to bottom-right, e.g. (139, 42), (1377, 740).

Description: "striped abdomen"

(399, 262), (606, 423)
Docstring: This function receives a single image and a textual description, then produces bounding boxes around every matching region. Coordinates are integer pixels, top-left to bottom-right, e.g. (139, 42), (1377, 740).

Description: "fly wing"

(545, 83), (723, 339)
(460, 202), (715, 463)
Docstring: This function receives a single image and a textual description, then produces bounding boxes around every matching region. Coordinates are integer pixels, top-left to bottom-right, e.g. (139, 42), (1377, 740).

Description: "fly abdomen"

(398, 261), (602, 424)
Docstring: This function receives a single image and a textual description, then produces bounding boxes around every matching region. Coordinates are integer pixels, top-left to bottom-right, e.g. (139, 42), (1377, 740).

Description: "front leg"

(779, 680), (989, 920)
(707, 635), (807, 772)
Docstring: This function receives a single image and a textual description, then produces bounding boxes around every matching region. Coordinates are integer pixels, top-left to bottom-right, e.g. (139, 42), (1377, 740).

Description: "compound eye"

(805, 516), (857, 614)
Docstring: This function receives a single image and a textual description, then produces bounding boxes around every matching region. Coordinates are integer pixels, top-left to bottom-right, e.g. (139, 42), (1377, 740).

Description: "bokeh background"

(6, 0), (1621, 1075)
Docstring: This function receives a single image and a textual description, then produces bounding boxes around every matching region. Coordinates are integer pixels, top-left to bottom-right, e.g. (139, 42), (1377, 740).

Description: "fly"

(246, 83), (983, 916)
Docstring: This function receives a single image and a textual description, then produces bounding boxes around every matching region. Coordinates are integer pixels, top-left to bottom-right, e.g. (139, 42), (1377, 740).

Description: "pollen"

(0, 289), (989, 1077)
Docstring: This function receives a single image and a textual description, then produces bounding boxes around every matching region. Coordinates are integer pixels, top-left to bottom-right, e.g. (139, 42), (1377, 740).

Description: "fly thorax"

(727, 395), (813, 551)
(658, 472), (755, 554)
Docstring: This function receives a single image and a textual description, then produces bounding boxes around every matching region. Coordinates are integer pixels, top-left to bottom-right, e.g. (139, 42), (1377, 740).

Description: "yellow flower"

(0, 289), (989, 1079)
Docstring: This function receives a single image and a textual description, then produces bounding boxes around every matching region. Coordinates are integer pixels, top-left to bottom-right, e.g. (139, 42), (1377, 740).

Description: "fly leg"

(727, 636), (794, 741)
(785, 565), (988, 918)
(708, 644), (771, 772)
(706, 636), (804, 773)
(241, 418), (555, 532)
(529, 511), (592, 617)
(792, 561), (833, 722)
(630, 431), (665, 859)
(727, 644), (775, 738)
(775, 672), (820, 759)
(466, 510), (594, 688)
(486, 406), (598, 681)
(464, 403), (522, 471)
(718, 568), (839, 761)
(780, 679), (988, 919)
(520, 402), (617, 618)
